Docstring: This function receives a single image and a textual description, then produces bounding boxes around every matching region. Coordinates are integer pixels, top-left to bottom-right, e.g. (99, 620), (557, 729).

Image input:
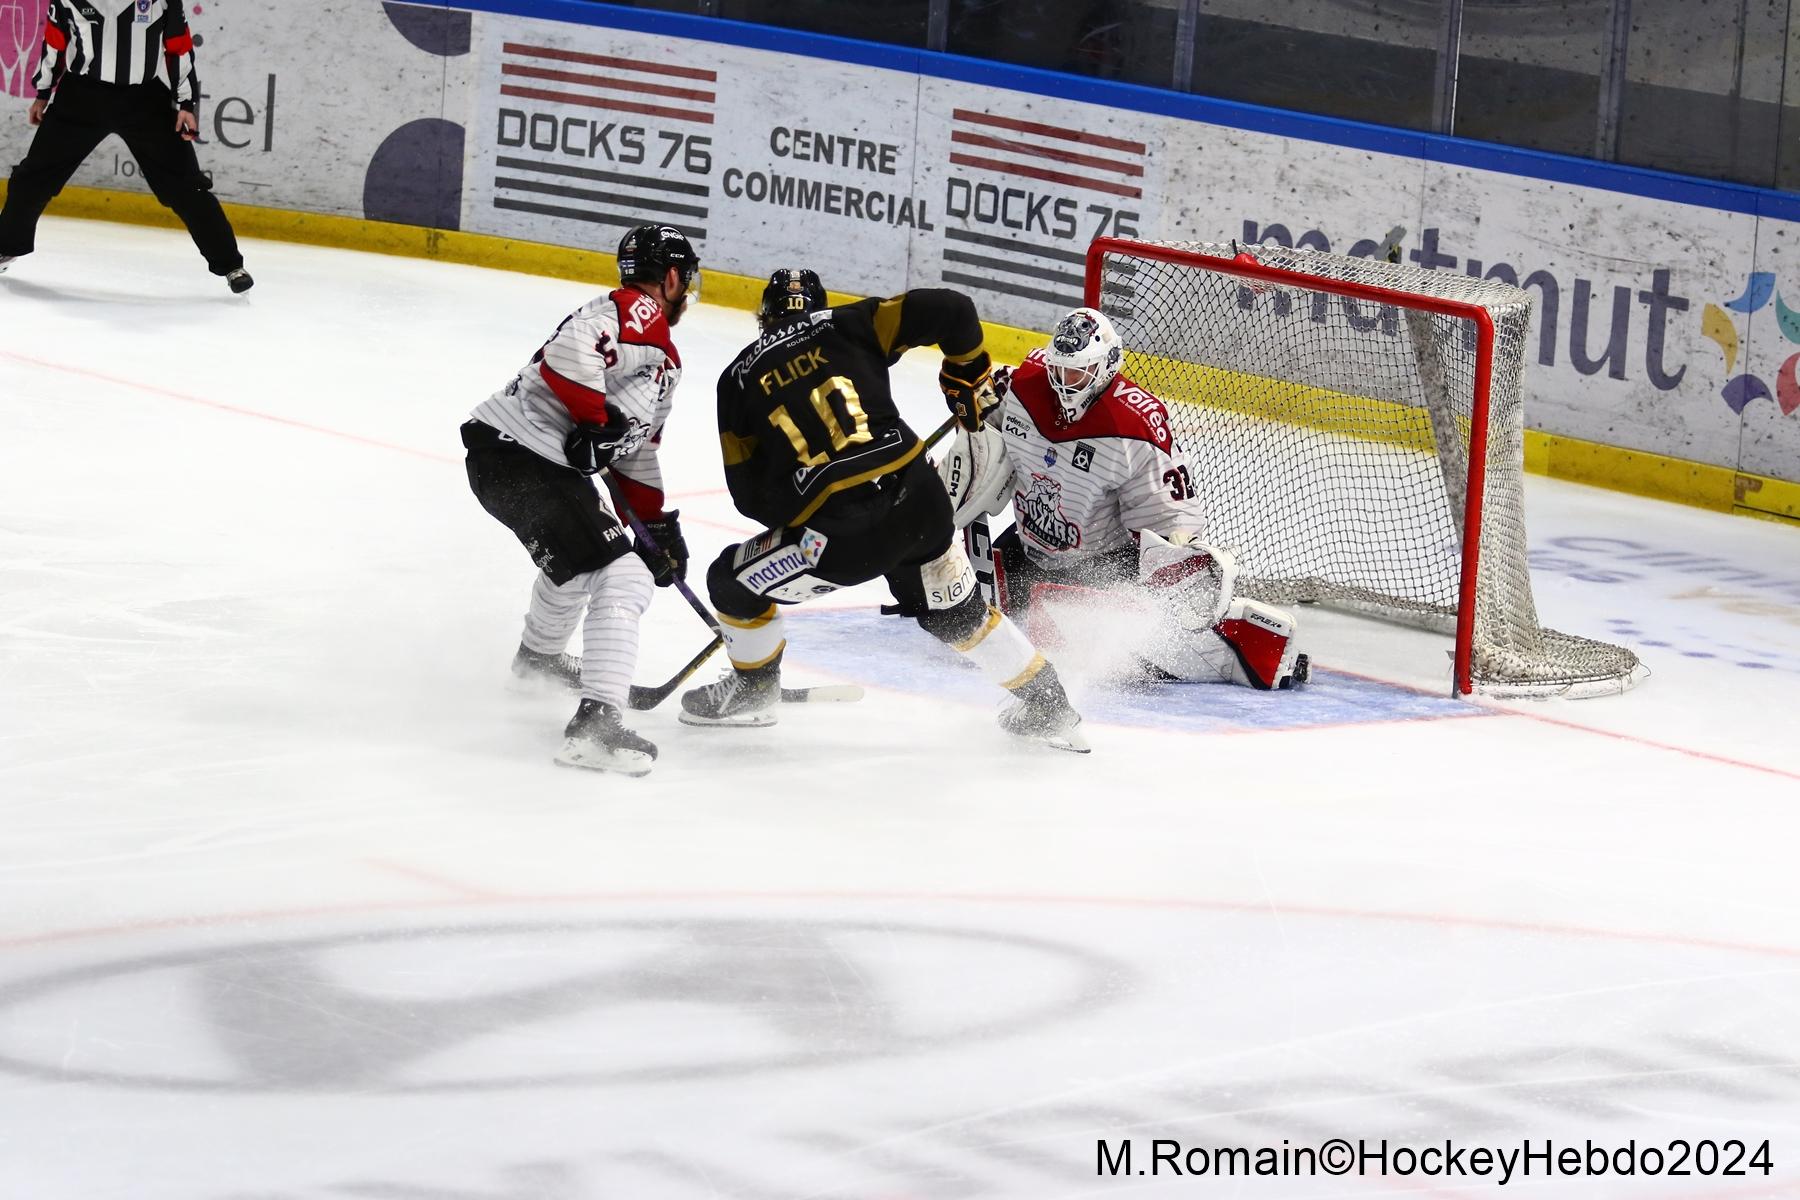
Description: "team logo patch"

(1072, 443), (1094, 472)
(1015, 474), (1081, 553)
(1043, 447), (1056, 467)
(799, 528), (829, 566)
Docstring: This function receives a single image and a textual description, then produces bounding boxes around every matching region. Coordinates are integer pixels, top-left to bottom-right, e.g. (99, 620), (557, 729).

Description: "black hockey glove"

(634, 510), (688, 587)
(562, 406), (631, 476)
(940, 350), (999, 432)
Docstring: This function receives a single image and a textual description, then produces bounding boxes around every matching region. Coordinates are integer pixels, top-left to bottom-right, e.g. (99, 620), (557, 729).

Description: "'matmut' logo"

(1699, 272), (1800, 417)
(0, 1), (48, 99)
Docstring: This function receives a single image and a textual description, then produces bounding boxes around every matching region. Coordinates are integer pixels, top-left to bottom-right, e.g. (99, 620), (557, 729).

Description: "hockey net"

(1086, 237), (1642, 698)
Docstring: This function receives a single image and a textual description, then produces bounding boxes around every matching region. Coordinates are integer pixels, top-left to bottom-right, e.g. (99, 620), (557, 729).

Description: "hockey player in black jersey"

(680, 269), (1088, 751)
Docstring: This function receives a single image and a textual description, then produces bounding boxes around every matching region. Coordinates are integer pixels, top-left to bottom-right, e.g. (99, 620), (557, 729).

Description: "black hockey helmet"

(618, 224), (700, 292)
(758, 268), (827, 332)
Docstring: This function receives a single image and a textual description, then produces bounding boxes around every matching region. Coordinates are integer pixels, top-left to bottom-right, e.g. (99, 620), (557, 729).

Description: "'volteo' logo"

(621, 293), (661, 336)
(1112, 383), (1170, 448)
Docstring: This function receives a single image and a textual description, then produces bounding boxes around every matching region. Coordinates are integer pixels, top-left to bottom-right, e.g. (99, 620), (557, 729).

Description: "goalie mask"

(1044, 307), (1123, 424)
(758, 268), (827, 332)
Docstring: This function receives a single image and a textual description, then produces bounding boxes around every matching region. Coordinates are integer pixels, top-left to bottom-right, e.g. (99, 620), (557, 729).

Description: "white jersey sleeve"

(1116, 435), (1207, 542)
(470, 287), (683, 513)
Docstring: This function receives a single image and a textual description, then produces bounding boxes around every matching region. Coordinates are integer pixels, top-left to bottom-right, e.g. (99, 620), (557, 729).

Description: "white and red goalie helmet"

(1044, 307), (1123, 424)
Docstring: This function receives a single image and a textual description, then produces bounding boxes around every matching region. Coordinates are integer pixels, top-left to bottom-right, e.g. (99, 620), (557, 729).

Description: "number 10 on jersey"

(768, 376), (873, 467)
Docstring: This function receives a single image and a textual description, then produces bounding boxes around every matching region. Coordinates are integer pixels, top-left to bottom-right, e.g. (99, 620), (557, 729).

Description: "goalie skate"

(997, 664), (1090, 754)
(679, 663), (780, 727)
(554, 699), (658, 776)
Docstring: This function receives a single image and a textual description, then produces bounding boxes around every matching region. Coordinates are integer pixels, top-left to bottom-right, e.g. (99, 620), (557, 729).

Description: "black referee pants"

(0, 77), (242, 274)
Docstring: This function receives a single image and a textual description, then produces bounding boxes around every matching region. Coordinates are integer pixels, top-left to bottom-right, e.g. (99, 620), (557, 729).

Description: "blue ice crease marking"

(784, 609), (1485, 734)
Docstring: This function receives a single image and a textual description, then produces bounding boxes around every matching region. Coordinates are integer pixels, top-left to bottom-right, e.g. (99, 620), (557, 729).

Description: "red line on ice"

(7, 887), (1800, 963)
(1, 350), (455, 463)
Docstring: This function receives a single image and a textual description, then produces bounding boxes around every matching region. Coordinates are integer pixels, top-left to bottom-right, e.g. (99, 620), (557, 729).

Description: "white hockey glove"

(1137, 529), (1238, 630)
(936, 423), (1015, 529)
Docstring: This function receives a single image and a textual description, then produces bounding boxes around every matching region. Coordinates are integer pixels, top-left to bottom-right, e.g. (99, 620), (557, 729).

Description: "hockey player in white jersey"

(462, 224), (698, 774)
(939, 307), (1308, 690)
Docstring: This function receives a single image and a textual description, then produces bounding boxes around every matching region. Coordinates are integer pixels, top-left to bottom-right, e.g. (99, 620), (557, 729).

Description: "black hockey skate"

(512, 642), (581, 692)
(679, 659), (781, 728)
(226, 268), (254, 294)
(1283, 654), (1311, 689)
(555, 698), (658, 776)
(997, 663), (1090, 754)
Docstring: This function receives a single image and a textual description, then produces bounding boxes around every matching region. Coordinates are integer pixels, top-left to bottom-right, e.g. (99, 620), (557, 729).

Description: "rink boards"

(1, 0), (1798, 517)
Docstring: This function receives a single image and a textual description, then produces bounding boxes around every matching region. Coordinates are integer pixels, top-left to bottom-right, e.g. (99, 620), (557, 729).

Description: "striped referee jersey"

(32, 0), (200, 110)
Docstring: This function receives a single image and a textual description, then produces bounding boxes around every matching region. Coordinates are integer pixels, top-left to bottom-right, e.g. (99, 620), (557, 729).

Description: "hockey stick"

(622, 417), (961, 711)
(624, 633), (858, 709)
(606, 472), (867, 710)
(602, 470), (719, 633)
(627, 634), (722, 710)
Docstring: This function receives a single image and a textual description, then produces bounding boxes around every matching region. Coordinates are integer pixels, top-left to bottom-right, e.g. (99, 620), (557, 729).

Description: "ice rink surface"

(3, 221), (1799, 1199)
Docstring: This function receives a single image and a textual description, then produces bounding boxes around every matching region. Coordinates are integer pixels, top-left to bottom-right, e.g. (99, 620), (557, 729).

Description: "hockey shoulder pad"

(936, 424), (1015, 529)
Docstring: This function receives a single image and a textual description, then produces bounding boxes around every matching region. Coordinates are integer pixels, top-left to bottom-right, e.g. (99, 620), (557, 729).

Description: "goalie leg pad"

(1138, 531), (1238, 630)
(1212, 599), (1305, 690)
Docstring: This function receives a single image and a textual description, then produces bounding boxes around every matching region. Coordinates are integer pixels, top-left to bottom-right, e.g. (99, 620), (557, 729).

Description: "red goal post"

(1083, 236), (1642, 698)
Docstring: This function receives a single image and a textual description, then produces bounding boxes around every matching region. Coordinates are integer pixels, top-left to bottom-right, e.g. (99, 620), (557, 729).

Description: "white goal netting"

(1088, 238), (1642, 697)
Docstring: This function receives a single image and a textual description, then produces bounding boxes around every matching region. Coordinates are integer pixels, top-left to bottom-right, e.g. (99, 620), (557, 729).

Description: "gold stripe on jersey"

(943, 342), (989, 364)
(787, 440), (924, 527)
(721, 429), (758, 466)
(872, 297), (906, 356)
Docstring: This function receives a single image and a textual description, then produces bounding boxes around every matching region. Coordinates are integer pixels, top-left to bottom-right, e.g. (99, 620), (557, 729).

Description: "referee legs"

(119, 84), (243, 276)
(0, 79), (244, 278)
(0, 82), (111, 258)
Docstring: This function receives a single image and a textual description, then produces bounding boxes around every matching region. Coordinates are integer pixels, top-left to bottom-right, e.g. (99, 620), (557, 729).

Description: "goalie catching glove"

(939, 350), (1002, 432)
(936, 422), (1016, 528)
